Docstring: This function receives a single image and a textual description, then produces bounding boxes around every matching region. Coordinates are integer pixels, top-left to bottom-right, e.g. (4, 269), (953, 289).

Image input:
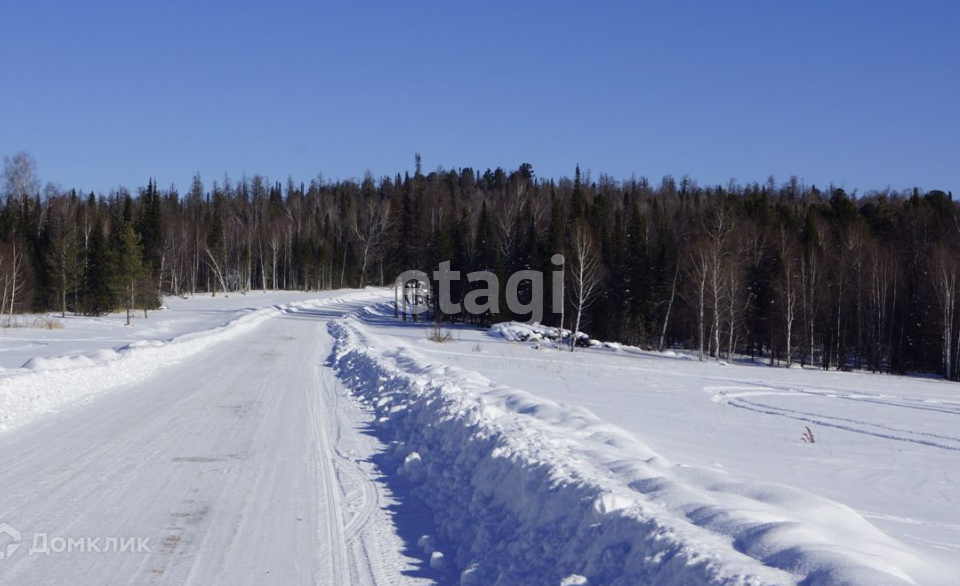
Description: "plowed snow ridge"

(331, 305), (932, 586)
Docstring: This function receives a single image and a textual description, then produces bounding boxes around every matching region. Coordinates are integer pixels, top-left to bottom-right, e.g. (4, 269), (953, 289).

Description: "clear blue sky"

(1, 0), (957, 195)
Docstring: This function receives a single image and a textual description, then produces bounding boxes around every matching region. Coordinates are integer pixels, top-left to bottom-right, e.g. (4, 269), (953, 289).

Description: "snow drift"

(0, 297), (353, 433)
(489, 321), (594, 346)
(331, 307), (931, 586)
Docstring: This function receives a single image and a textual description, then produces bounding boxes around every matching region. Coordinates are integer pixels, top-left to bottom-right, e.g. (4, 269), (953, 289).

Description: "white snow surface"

(331, 305), (958, 586)
(0, 291), (437, 585)
(3, 290), (956, 586)
(0, 290), (363, 371)
(0, 290), (368, 433)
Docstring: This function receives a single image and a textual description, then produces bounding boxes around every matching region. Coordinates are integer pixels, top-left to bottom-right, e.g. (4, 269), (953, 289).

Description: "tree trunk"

(658, 261), (679, 352)
(571, 305), (582, 353)
(559, 284), (566, 350)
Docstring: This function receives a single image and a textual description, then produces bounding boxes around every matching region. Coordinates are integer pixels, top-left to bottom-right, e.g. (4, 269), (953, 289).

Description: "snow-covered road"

(0, 298), (430, 585)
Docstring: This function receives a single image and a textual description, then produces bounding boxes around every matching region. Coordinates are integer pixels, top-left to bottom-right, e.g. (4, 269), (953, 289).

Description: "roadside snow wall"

(331, 311), (925, 586)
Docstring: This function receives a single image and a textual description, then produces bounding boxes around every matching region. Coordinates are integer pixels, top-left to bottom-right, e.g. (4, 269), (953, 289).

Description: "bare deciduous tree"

(568, 223), (603, 352)
(778, 225), (800, 367)
(352, 199), (389, 288)
(687, 241), (710, 360)
(0, 240), (27, 323)
(930, 244), (959, 380)
(3, 151), (40, 212)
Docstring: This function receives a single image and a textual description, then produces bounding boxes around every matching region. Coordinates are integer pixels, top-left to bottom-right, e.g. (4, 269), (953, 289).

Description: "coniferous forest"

(3, 151), (959, 380)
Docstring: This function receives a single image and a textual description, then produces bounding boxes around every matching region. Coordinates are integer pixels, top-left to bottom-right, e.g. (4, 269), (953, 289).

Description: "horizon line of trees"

(3, 151), (959, 380)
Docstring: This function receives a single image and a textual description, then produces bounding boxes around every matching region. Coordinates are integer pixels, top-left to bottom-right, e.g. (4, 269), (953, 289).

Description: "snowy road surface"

(0, 290), (347, 371)
(0, 297), (432, 585)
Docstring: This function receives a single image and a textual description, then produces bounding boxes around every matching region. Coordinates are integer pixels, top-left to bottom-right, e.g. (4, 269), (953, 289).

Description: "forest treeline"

(3, 151), (959, 379)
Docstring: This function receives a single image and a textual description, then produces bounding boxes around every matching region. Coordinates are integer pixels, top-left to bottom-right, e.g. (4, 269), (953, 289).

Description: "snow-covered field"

(2, 290), (957, 585)
(332, 304), (960, 586)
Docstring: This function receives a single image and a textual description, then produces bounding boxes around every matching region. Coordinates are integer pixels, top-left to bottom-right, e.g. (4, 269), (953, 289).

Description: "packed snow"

(0, 292), (437, 586)
(0, 291), (369, 433)
(331, 304), (959, 586)
(0, 290), (360, 370)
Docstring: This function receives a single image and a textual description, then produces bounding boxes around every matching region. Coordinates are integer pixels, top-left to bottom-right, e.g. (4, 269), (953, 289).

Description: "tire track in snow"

(738, 381), (960, 417)
(321, 363), (399, 586)
(736, 397), (960, 444)
(0, 294), (432, 586)
(707, 384), (960, 451)
(309, 361), (352, 585)
(726, 398), (960, 451)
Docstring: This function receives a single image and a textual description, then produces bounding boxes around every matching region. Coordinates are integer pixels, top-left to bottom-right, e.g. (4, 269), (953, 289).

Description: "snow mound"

(331, 311), (927, 586)
(490, 321), (592, 346)
(22, 348), (121, 371)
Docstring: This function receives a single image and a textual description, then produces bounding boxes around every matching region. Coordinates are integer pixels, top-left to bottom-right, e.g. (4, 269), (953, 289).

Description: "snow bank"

(331, 312), (929, 586)
(0, 296), (352, 433)
(489, 321), (592, 346)
(491, 320), (691, 355)
(22, 349), (121, 371)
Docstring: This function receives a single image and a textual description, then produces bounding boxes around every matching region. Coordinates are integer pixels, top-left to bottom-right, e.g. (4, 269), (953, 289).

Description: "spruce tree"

(137, 178), (163, 275)
(626, 204), (649, 341)
(83, 221), (116, 316)
(569, 165), (585, 222)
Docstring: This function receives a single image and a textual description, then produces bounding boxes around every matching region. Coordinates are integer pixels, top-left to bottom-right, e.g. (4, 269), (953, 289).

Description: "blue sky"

(1, 0), (957, 195)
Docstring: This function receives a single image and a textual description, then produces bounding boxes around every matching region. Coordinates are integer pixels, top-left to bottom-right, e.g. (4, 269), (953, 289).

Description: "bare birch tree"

(778, 224), (800, 367)
(930, 244), (959, 380)
(568, 223), (603, 352)
(352, 199), (389, 288)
